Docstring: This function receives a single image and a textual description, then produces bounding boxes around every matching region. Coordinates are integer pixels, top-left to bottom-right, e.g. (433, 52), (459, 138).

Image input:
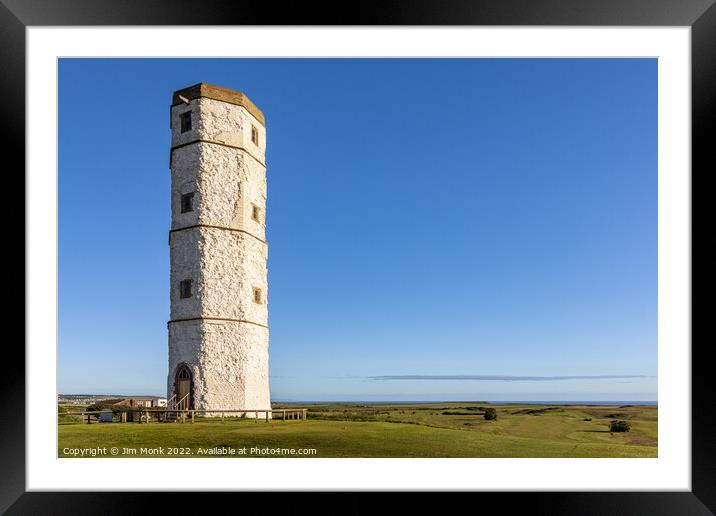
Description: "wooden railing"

(176, 393), (190, 411)
(62, 410), (113, 424)
(61, 408), (308, 424)
(159, 408), (308, 424)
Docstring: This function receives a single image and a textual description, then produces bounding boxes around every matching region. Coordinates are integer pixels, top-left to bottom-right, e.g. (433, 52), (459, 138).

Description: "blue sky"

(58, 58), (657, 401)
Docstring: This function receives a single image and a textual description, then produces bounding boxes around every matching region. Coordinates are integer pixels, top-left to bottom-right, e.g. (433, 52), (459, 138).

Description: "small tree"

(609, 420), (630, 432)
(483, 408), (498, 421)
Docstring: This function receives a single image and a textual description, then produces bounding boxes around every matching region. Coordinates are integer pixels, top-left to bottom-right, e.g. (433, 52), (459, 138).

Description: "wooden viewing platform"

(62, 408), (308, 424)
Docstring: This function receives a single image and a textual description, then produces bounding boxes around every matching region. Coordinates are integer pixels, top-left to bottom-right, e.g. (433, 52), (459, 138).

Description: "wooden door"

(175, 366), (192, 410)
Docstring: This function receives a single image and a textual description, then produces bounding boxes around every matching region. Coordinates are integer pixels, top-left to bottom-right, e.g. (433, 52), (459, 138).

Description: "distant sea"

(276, 400), (658, 406)
(60, 395), (658, 406)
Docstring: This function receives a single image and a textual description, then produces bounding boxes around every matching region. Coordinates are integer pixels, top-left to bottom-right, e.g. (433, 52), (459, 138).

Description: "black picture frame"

(5, 0), (711, 513)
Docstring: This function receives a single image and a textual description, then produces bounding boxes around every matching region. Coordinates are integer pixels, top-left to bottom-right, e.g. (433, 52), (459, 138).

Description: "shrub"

(609, 420), (631, 432)
(86, 403), (165, 414)
(483, 408), (498, 421)
(86, 403), (119, 412)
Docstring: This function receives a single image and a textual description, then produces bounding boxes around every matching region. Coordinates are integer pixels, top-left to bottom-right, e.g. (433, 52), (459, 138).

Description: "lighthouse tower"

(167, 83), (270, 415)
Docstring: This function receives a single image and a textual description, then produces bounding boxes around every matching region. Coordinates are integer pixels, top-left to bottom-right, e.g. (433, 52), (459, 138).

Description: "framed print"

(5, 0), (713, 513)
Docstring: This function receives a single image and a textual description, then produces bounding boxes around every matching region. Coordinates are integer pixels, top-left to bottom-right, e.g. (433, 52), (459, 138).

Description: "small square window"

(251, 125), (259, 145)
(253, 287), (262, 304)
(181, 192), (194, 213)
(180, 111), (192, 133)
(180, 279), (193, 299)
(251, 204), (261, 223)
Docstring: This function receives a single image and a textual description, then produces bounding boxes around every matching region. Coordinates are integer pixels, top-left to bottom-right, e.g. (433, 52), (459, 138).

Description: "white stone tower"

(167, 83), (270, 415)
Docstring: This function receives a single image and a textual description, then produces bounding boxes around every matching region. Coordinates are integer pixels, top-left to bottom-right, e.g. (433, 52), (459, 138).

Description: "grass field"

(58, 402), (657, 458)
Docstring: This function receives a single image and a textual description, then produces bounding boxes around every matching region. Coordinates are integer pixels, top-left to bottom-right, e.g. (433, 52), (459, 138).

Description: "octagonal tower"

(167, 83), (270, 416)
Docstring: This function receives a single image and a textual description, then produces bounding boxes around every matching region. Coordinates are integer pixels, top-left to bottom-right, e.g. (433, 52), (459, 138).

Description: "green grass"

(58, 402), (657, 458)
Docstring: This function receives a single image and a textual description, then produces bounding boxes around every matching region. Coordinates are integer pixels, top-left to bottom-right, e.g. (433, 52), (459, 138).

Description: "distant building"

(59, 395), (167, 407)
(94, 396), (166, 408)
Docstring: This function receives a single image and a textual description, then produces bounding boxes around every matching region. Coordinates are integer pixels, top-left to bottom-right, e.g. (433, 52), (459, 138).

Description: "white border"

(27, 27), (690, 491)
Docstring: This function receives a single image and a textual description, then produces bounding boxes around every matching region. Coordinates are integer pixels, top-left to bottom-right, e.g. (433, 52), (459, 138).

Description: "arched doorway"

(174, 364), (194, 410)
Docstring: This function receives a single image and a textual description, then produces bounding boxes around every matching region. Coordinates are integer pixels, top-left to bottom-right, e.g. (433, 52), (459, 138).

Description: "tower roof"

(172, 83), (265, 126)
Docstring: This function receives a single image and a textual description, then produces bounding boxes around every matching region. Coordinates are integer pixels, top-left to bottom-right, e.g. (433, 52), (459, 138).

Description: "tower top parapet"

(172, 83), (265, 126)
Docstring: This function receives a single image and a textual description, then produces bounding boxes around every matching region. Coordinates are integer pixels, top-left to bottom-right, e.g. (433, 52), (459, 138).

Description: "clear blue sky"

(58, 58), (657, 402)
